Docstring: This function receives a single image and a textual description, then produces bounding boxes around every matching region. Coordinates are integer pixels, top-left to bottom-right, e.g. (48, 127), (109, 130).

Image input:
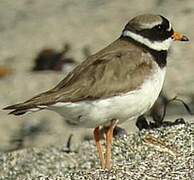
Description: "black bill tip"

(181, 35), (189, 41)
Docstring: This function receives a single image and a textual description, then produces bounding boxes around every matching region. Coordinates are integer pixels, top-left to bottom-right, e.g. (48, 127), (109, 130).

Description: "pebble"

(0, 123), (194, 179)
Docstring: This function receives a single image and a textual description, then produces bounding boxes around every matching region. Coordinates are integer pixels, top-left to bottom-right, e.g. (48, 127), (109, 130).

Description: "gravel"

(1, 122), (194, 179)
(1, 0), (194, 153)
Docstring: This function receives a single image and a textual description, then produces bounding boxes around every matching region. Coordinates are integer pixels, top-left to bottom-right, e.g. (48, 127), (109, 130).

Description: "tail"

(3, 90), (59, 116)
(3, 103), (44, 116)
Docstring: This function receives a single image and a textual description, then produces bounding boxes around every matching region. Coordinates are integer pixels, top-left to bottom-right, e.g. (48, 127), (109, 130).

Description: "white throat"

(123, 30), (173, 51)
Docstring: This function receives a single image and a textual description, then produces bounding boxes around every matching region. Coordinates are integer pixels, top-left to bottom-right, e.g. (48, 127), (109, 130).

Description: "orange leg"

(105, 119), (118, 169)
(94, 127), (105, 169)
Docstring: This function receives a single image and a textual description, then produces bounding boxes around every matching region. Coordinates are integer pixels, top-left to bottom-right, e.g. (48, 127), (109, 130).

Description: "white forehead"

(167, 22), (172, 31)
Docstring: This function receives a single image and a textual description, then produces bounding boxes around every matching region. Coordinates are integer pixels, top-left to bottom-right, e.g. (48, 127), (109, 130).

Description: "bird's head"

(122, 14), (189, 51)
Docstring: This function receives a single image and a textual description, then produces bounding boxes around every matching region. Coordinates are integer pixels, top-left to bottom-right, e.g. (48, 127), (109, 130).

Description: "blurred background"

(0, 0), (194, 152)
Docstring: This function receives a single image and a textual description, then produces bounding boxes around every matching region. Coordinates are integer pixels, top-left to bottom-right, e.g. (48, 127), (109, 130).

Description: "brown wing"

(4, 38), (154, 115)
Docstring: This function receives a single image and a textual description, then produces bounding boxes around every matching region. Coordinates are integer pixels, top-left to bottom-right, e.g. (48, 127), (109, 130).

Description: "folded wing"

(4, 39), (153, 115)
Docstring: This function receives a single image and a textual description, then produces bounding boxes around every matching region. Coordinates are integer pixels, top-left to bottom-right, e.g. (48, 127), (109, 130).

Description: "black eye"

(155, 25), (165, 31)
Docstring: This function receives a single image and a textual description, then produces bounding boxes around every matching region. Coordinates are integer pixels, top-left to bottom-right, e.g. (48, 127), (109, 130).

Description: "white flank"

(53, 102), (70, 107)
(49, 64), (166, 128)
(38, 105), (48, 108)
(29, 108), (40, 112)
(122, 30), (173, 51)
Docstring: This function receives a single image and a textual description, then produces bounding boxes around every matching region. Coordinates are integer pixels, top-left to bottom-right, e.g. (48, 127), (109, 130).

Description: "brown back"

(5, 38), (155, 111)
(24, 38), (154, 105)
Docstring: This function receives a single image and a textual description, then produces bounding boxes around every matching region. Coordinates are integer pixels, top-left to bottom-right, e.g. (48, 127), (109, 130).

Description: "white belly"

(49, 67), (166, 128)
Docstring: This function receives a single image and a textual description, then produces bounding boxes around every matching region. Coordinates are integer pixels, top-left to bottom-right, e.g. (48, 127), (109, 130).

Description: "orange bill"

(172, 32), (189, 41)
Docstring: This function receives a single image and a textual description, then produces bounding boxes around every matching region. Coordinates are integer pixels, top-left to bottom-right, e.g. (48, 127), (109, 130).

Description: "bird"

(3, 14), (189, 169)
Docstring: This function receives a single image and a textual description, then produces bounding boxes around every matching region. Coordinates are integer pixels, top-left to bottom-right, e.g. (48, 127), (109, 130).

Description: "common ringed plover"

(4, 14), (189, 169)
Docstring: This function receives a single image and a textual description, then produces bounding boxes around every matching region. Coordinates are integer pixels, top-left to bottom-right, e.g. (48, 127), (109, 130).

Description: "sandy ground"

(0, 0), (194, 152)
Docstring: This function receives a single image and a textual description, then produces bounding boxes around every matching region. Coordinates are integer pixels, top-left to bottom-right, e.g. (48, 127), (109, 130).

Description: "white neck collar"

(122, 30), (173, 51)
